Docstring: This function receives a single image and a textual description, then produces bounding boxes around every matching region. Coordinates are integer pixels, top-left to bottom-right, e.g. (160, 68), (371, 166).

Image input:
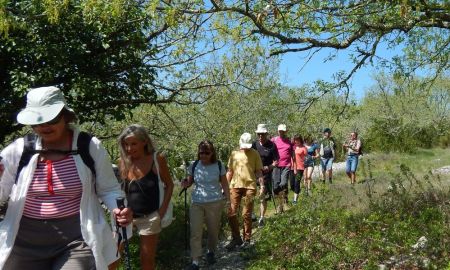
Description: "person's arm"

(0, 139), (23, 202)
(220, 174), (230, 201)
(291, 146), (297, 174)
(226, 169), (233, 182)
(156, 153), (174, 219)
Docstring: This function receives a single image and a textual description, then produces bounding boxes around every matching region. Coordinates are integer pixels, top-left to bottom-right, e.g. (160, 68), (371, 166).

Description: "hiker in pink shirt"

(271, 124), (294, 213)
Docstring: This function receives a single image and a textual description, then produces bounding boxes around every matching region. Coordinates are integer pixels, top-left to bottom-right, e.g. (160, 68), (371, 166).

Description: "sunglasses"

(199, 152), (212, 155)
(31, 114), (63, 128)
(257, 133), (267, 136)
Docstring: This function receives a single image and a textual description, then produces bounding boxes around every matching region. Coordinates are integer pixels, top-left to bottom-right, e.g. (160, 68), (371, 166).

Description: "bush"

(246, 167), (450, 269)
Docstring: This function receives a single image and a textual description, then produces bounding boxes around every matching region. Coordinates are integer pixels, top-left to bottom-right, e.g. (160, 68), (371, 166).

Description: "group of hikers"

(0, 86), (362, 270)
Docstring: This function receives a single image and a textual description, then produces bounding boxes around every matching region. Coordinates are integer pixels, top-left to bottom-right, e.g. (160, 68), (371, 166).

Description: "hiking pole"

(178, 160), (189, 255)
(116, 197), (132, 270)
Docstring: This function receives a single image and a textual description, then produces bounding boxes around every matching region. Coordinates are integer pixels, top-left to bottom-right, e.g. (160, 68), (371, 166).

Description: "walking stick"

(116, 197), (132, 270)
(178, 160), (189, 254)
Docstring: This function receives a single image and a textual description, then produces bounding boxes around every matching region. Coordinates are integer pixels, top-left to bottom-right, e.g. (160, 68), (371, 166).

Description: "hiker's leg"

(327, 158), (334, 182)
(140, 234), (159, 270)
(346, 156), (352, 180)
(228, 188), (243, 240)
(190, 202), (205, 261)
(55, 238), (96, 270)
(320, 158), (326, 182)
(204, 200), (225, 254)
(242, 189), (256, 241)
(134, 211), (161, 270)
(260, 198), (267, 218)
(272, 167), (281, 193)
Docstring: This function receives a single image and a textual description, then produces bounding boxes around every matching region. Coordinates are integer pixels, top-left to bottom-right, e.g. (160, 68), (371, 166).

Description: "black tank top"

(125, 162), (159, 217)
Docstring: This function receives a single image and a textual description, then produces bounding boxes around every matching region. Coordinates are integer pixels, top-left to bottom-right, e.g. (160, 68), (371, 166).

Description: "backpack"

(321, 139), (335, 158)
(191, 160), (223, 182)
(15, 131), (96, 185)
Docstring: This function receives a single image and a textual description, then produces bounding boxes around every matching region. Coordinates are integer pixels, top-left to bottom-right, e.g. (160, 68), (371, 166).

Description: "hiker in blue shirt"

(181, 140), (230, 270)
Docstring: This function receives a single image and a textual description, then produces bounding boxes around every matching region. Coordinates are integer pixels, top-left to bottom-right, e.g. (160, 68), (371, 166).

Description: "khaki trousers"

(190, 200), (225, 258)
(227, 188), (256, 241)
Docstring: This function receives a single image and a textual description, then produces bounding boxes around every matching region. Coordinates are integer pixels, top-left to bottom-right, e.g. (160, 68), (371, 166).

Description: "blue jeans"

(320, 157), (334, 171)
(346, 155), (359, 173)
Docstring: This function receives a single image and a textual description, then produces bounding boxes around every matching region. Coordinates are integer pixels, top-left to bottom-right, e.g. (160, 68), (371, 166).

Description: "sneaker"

(225, 238), (243, 251)
(185, 263), (199, 270)
(258, 217), (265, 227)
(292, 200), (297, 205)
(206, 252), (216, 265)
(241, 240), (251, 249)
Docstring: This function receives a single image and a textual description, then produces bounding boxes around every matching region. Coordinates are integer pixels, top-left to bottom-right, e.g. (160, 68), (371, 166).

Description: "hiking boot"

(185, 263), (199, 270)
(241, 240), (251, 249)
(258, 217), (265, 227)
(206, 252), (216, 265)
(251, 212), (257, 222)
(225, 237), (243, 251)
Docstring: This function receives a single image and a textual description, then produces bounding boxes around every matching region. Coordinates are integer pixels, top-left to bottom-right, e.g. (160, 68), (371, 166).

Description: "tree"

(182, 1), (449, 110)
(0, 0), (228, 142)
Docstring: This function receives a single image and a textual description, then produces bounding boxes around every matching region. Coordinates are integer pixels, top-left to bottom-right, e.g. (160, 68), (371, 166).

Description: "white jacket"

(0, 128), (127, 269)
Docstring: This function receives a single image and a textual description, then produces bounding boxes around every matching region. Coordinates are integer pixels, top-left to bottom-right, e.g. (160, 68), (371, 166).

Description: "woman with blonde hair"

(118, 124), (174, 270)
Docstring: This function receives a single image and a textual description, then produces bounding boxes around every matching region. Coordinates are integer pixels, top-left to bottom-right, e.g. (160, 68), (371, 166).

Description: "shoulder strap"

(217, 160), (222, 182)
(191, 160), (200, 182)
(15, 134), (38, 184)
(77, 131), (96, 179)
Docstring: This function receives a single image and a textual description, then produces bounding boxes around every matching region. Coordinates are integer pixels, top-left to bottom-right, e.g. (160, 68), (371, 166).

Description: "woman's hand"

(180, 178), (191, 188)
(158, 205), (167, 219)
(113, 207), (133, 227)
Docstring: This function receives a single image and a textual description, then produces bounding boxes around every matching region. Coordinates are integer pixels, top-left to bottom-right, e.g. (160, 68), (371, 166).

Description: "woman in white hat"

(0, 86), (132, 270)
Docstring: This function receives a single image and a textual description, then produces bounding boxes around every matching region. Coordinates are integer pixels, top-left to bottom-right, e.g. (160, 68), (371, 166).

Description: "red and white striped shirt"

(23, 155), (82, 219)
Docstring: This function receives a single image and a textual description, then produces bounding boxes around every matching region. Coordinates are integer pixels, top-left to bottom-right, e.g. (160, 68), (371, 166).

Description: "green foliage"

(246, 166), (450, 269)
(0, 0), (156, 142)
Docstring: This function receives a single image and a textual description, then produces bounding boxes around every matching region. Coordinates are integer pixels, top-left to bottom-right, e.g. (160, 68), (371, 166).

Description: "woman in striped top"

(0, 87), (132, 270)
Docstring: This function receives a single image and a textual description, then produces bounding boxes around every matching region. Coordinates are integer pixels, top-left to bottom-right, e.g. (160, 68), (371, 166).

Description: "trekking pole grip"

(116, 197), (125, 210)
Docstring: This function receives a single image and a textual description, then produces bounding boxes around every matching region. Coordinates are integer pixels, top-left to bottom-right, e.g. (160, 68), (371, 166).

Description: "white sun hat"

(277, 124), (287, 131)
(255, 124), (268, 134)
(239, 132), (253, 149)
(16, 86), (74, 125)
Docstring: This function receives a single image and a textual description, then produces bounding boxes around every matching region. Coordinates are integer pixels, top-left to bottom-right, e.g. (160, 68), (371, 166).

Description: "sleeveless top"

(124, 162), (159, 217)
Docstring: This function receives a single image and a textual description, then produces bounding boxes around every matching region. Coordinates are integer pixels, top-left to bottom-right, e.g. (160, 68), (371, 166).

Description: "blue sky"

(279, 49), (376, 100)
(278, 43), (403, 100)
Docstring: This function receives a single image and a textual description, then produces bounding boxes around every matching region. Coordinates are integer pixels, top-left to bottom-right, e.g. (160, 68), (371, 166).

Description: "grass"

(116, 147), (450, 269)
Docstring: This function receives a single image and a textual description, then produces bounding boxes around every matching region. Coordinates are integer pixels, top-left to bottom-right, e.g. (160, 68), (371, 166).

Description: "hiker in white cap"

(0, 86), (132, 270)
(225, 133), (263, 250)
(251, 124), (278, 227)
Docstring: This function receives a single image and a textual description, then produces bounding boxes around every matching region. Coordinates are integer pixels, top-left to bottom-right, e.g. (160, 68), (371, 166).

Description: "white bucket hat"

(278, 124), (287, 131)
(17, 86), (73, 125)
(239, 132), (253, 149)
(255, 124), (268, 134)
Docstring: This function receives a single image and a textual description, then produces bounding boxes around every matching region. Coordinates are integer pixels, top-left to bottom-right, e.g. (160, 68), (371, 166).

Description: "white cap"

(239, 133), (253, 149)
(255, 124), (268, 133)
(16, 86), (73, 125)
(277, 124), (287, 131)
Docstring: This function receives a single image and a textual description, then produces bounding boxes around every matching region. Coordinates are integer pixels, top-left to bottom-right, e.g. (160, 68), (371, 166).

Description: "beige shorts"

(133, 211), (162, 236)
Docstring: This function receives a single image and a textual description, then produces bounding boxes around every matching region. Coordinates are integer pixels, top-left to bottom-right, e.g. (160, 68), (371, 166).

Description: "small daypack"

(15, 131), (96, 184)
(191, 160), (223, 182)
